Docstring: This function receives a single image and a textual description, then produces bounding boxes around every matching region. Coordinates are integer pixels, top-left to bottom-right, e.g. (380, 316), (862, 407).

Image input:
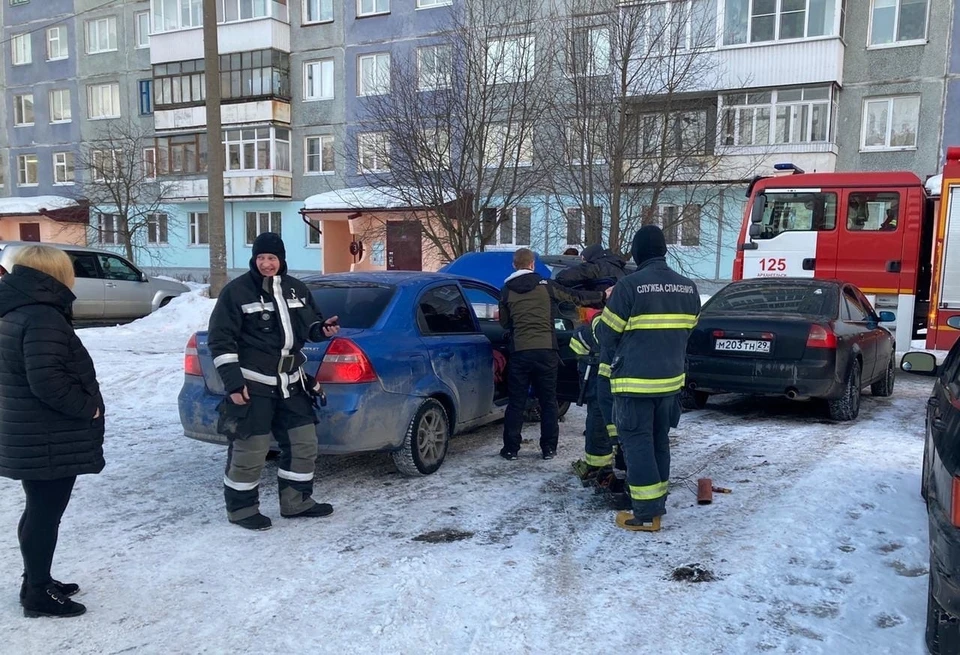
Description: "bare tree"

(74, 118), (178, 265)
(345, 0), (559, 263)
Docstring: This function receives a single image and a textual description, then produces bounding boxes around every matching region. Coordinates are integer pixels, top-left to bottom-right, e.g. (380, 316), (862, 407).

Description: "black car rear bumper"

(930, 498), (960, 618)
(686, 354), (844, 399)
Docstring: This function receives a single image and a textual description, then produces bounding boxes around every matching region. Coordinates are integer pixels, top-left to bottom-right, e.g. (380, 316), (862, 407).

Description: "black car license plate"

(714, 338), (772, 354)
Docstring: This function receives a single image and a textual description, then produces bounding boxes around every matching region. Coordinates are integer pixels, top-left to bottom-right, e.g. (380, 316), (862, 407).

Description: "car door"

(416, 284), (493, 424)
(460, 282), (506, 405)
(66, 251), (105, 319)
(926, 345), (960, 500)
(854, 286), (895, 377)
(841, 286), (879, 381)
(97, 253), (152, 319)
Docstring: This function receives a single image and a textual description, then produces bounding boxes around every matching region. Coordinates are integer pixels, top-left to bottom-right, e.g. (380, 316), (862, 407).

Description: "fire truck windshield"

(751, 191), (837, 239)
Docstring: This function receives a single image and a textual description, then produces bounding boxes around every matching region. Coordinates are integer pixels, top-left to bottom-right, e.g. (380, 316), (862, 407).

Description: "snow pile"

(0, 195), (78, 215)
(303, 186), (457, 211)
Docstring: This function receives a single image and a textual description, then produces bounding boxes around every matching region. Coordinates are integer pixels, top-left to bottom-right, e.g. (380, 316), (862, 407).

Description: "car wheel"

(392, 398), (449, 476)
(558, 401), (570, 420)
(871, 356), (896, 397)
(159, 296), (173, 308)
(926, 575), (960, 655)
(680, 389), (709, 410)
(827, 360), (861, 421)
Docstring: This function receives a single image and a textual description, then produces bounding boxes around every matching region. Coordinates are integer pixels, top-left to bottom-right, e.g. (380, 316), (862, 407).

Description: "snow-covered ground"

(0, 289), (933, 654)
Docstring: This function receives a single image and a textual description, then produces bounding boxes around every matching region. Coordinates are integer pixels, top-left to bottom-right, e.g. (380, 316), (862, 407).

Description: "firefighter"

(555, 243), (628, 292)
(597, 225), (701, 532)
(569, 309), (612, 482)
(208, 232), (340, 531)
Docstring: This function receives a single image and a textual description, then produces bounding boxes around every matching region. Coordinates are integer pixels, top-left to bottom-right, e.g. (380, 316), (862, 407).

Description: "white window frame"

(147, 213), (169, 245)
(563, 206), (604, 247)
(92, 149), (123, 182)
(224, 127), (290, 172)
(417, 127), (450, 170)
(154, 0), (203, 33)
(867, 0), (929, 48)
(483, 124), (533, 168)
(305, 135), (335, 174)
(143, 147), (157, 179)
(304, 59), (335, 101)
(566, 119), (607, 165)
(485, 207), (532, 247)
(12, 33), (31, 65)
(303, 0), (334, 23)
(357, 52), (391, 96)
(46, 26), (68, 61)
(135, 11), (150, 49)
(416, 0), (452, 9)
(245, 211), (282, 246)
(722, 0), (842, 46)
(17, 154), (39, 187)
(357, 132), (390, 173)
(720, 86), (836, 148)
(357, 0), (389, 17)
(417, 44), (451, 91)
(87, 82), (121, 120)
(49, 89), (71, 123)
(98, 213), (119, 245)
(860, 95), (921, 152)
(14, 94), (35, 127)
(85, 17), (118, 54)
(188, 212), (209, 246)
(306, 217), (323, 247)
(485, 35), (535, 85)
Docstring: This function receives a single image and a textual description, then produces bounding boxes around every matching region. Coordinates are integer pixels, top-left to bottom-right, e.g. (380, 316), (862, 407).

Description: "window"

(861, 96), (920, 150)
(87, 83), (121, 119)
(417, 285), (476, 335)
(417, 127), (450, 170)
(721, 86), (835, 147)
(97, 254), (140, 281)
(143, 147), (157, 179)
(135, 11), (150, 48)
(219, 49), (291, 102)
(845, 192), (901, 232)
(841, 288), (871, 322)
(69, 252), (99, 279)
(53, 152), (75, 184)
(305, 135), (335, 174)
(486, 36), (534, 85)
(217, 0), (277, 23)
(147, 213), (169, 245)
(97, 214), (119, 245)
(153, 134), (207, 174)
(189, 212), (209, 245)
(303, 0), (333, 22)
(462, 285), (499, 321)
(14, 94), (34, 126)
(139, 80), (154, 115)
(358, 53), (390, 96)
(9, 0), (30, 5)
(869, 0), (928, 46)
(564, 207), (602, 246)
(306, 217), (322, 246)
(49, 90), (71, 123)
(481, 207), (531, 246)
(566, 120), (607, 165)
(417, 0), (451, 7)
(724, 0), (839, 45)
(154, 0), (202, 33)
(245, 211), (282, 245)
(92, 149), (122, 181)
(12, 33), (31, 65)
(681, 204), (701, 246)
(752, 191), (838, 240)
(47, 26), (68, 60)
(483, 124), (533, 168)
(357, 132), (390, 173)
(17, 154), (38, 186)
(153, 59), (206, 107)
(357, 0), (389, 17)
(569, 26), (609, 76)
(225, 127), (289, 171)
(304, 59), (334, 100)
(636, 110), (709, 156)
(85, 17), (118, 54)
(417, 44), (450, 91)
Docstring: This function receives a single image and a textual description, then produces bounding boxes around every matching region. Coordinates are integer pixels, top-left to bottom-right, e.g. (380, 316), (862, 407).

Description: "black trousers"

(614, 396), (675, 520)
(19, 476), (77, 590)
(503, 349), (560, 454)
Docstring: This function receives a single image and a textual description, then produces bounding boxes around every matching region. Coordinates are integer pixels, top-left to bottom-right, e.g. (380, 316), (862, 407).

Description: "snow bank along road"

(0, 294), (932, 654)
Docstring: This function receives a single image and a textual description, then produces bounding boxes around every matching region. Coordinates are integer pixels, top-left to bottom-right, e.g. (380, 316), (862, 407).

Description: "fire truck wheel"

(871, 356), (896, 397)
(827, 360), (862, 422)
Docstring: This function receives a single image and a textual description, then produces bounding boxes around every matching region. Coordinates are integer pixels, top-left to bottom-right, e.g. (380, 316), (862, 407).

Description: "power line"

(0, 0), (127, 51)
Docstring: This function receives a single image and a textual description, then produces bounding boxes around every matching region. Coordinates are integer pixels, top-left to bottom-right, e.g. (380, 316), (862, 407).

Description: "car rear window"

(307, 282), (396, 329)
(705, 283), (837, 317)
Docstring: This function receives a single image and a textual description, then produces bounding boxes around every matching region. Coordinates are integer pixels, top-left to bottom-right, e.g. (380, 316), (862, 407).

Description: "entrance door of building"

(386, 221), (423, 271)
(19, 223), (40, 242)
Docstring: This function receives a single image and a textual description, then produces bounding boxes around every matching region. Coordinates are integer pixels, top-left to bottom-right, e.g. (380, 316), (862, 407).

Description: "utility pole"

(203, 0), (228, 297)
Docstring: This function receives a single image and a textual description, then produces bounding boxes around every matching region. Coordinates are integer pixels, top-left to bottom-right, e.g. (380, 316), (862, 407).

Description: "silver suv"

(0, 241), (189, 321)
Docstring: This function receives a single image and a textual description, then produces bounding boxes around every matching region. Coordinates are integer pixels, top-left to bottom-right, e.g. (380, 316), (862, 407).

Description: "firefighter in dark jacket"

(554, 243), (628, 291)
(597, 225), (701, 532)
(208, 232), (340, 531)
(569, 310), (614, 480)
(498, 248), (605, 461)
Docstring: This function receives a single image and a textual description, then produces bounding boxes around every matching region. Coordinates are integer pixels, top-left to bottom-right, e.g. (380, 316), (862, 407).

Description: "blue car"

(179, 272), (579, 475)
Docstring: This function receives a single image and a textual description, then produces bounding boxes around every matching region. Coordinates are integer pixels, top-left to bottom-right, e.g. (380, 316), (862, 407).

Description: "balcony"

(716, 37), (845, 90)
(164, 172), (293, 200)
(149, 18), (290, 65)
(154, 100), (291, 131)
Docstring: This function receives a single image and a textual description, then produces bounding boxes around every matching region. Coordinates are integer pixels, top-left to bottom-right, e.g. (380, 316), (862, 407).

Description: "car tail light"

(761, 332), (774, 340)
(317, 338), (377, 384)
(184, 333), (202, 376)
(806, 325), (837, 349)
(712, 330), (725, 338)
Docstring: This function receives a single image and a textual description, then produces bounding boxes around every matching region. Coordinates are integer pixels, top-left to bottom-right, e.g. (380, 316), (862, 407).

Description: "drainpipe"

(715, 189), (725, 281)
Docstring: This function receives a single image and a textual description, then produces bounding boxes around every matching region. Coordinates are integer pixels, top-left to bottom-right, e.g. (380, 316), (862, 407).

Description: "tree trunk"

(203, 0), (228, 298)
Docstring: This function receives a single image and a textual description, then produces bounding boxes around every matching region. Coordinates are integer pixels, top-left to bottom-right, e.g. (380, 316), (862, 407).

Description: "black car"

(901, 317), (960, 654)
(684, 278), (897, 421)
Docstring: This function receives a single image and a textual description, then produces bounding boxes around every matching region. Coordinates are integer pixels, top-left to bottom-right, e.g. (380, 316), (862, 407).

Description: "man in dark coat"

(207, 232), (340, 530)
(0, 245), (105, 618)
(554, 243), (628, 292)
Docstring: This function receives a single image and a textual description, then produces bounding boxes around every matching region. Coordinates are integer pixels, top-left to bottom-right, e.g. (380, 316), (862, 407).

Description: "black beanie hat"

(631, 225), (668, 266)
(252, 232), (286, 261)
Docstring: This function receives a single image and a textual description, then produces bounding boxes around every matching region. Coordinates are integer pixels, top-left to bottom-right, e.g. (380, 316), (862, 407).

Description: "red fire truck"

(733, 148), (960, 353)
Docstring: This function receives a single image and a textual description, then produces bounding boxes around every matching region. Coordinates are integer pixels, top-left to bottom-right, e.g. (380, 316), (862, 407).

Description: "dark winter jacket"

(0, 265), (105, 480)
(569, 314), (607, 397)
(554, 245), (628, 292)
(498, 270), (604, 352)
(208, 259), (329, 399)
(596, 258), (701, 397)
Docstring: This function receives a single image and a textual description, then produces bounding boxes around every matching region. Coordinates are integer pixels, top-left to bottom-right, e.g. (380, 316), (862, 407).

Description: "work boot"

(22, 585), (86, 618)
(281, 502), (333, 519)
(571, 460), (605, 485)
(615, 511), (661, 532)
(499, 449), (518, 461)
(20, 575), (79, 602)
(542, 449), (556, 460)
(231, 513), (273, 531)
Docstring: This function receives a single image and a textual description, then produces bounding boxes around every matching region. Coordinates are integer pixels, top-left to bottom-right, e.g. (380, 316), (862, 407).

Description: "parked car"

(0, 241), (188, 321)
(684, 278), (896, 421)
(900, 316), (960, 654)
(178, 271), (581, 475)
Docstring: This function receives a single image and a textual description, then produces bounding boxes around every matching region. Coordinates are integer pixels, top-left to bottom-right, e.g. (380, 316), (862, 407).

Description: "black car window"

(462, 285), (499, 322)
(97, 254), (141, 282)
(68, 252), (99, 279)
(417, 284), (476, 335)
(306, 282), (395, 329)
(941, 344), (960, 391)
(841, 289), (869, 322)
(706, 283), (836, 318)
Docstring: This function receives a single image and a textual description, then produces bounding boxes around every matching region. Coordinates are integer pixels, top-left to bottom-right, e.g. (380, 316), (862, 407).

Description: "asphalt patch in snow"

(671, 564), (718, 583)
(412, 529), (475, 543)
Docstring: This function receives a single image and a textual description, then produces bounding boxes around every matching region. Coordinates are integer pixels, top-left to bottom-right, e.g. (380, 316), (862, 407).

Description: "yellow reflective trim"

(628, 482), (668, 501)
(598, 363), (612, 377)
(569, 338), (590, 355)
(606, 423), (618, 437)
(610, 374), (685, 395)
(585, 452), (613, 467)
(600, 307), (626, 333)
(624, 313), (698, 331)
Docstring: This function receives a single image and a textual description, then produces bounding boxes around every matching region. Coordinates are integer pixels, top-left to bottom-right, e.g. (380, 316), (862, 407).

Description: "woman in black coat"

(0, 245), (104, 618)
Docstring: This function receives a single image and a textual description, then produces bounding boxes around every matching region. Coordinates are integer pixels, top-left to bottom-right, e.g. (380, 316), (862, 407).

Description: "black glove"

(307, 378), (327, 407)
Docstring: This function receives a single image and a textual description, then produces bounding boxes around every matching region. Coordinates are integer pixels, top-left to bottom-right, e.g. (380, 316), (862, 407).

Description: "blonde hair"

(14, 245), (75, 289)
